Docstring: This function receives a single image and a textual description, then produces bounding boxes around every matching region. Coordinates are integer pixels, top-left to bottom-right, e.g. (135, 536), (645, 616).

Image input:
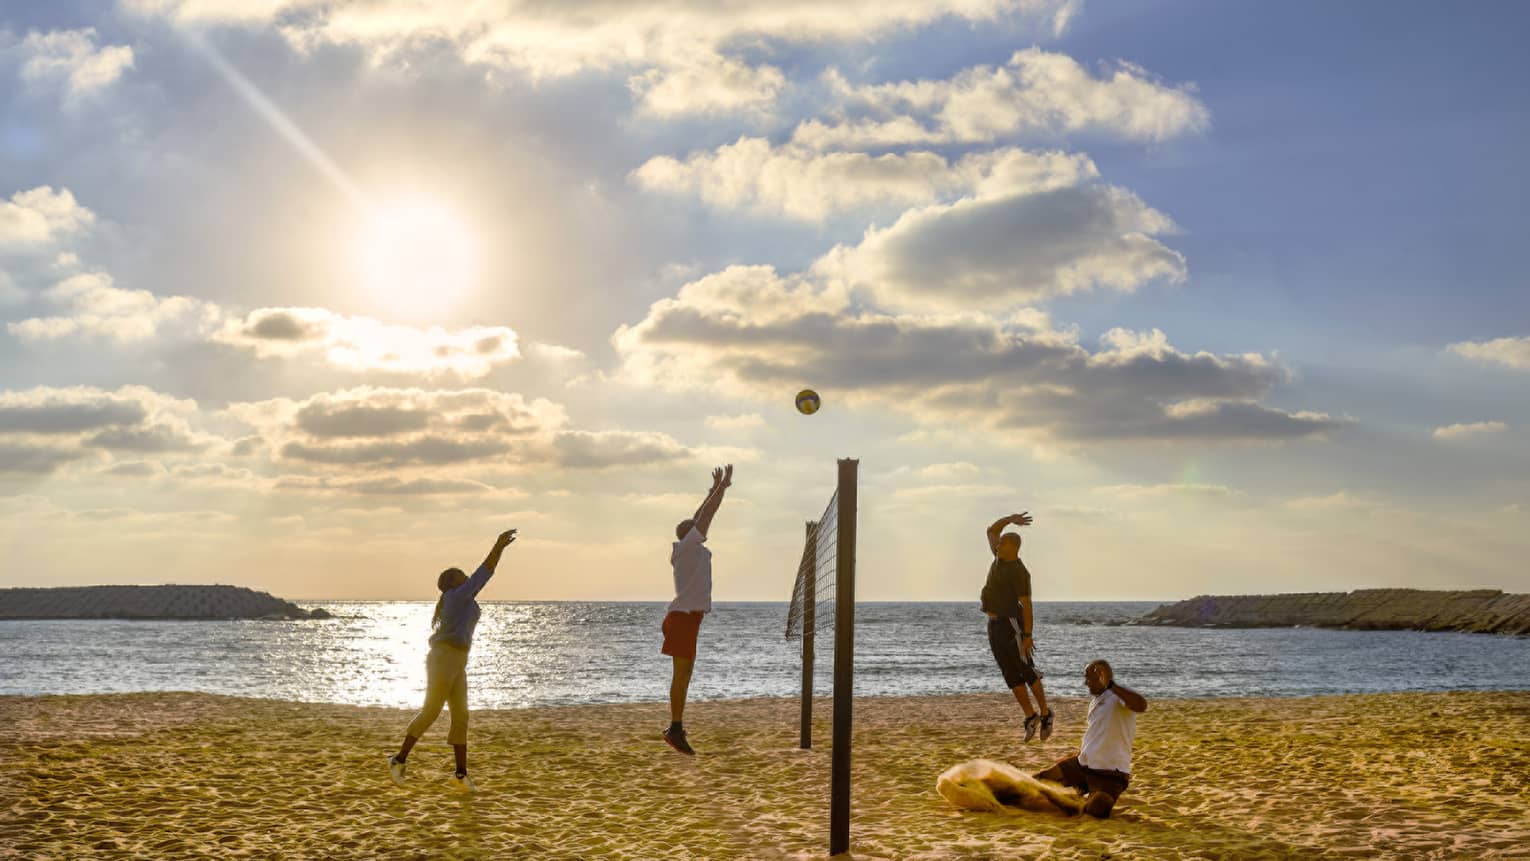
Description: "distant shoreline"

(1138, 588), (1530, 635)
(0, 585), (330, 621)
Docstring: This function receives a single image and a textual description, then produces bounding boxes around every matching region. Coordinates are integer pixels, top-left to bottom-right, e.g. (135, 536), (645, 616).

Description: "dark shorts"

(1040, 755), (1131, 800)
(661, 611), (704, 660)
(987, 617), (1041, 688)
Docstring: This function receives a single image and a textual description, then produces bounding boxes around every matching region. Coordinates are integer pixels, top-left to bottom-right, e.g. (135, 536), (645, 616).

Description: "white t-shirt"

(668, 526), (713, 613)
(1078, 687), (1137, 774)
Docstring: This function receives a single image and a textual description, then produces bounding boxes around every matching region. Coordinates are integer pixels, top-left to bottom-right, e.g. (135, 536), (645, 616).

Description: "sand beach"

(3, 690), (1526, 860)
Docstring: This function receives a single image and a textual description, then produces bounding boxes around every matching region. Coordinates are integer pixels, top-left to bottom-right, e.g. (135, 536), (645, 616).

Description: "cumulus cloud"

(294, 402), (432, 439)
(613, 265), (1343, 445)
(815, 183), (1185, 310)
(794, 49), (1210, 149)
(7, 270), (521, 378)
(213, 307), (521, 377)
(1448, 336), (1530, 371)
(0, 442), (92, 475)
(7, 272), (219, 343)
(4, 183), (523, 378)
(632, 139), (1096, 221)
(628, 50), (784, 116)
(1432, 421), (1507, 440)
(0, 380), (705, 496)
(0, 187), (96, 253)
(123, 0), (1074, 115)
(0, 391), (147, 434)
(230, 387), (561, 467)
(0, 386), (211, 475)
(229, 386), (693, 474)
(87, 423), (209, 453)
(15, 29), (135, 100)
(0, 386), (195, 434)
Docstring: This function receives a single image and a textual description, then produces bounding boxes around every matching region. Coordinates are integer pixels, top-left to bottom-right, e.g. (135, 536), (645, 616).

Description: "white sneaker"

(388, 755), (407, 787)
(449, 772), (477, 794)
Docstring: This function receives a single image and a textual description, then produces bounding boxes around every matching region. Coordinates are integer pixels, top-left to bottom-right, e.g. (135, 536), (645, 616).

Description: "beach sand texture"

(3, 690), (1526, 860)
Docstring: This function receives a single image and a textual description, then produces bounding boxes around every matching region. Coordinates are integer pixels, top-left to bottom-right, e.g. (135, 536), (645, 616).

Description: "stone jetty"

(0, 585), (330, 620)
(1137, 588), (1530, 635)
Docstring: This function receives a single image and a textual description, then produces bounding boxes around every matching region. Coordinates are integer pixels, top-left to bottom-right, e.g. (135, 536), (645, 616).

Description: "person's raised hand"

(711, 466), (725, 490)
(1011, 511), (1033, 527)
(496, 528), (518, 548)
(722, 464), (733, 487)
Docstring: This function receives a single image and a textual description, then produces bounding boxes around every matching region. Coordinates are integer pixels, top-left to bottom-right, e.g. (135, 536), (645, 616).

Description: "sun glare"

(352, 199), (479, 319)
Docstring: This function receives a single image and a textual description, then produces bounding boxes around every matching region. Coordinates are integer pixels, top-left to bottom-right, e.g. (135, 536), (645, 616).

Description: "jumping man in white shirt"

(660, 464), (732, 755)
(1034, 659), (1149, 818)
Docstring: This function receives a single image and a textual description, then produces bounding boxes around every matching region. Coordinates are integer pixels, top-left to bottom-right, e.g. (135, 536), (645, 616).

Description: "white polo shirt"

(669, 526), (712, 613)
(1078, 687), (1137, 774)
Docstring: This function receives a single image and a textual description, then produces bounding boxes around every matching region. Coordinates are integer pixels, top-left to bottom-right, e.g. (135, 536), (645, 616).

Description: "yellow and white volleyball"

(795, 389), (821, 415)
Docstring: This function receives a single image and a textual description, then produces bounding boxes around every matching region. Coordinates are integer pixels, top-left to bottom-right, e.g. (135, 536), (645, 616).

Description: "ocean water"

(2, 602), (1527, 709)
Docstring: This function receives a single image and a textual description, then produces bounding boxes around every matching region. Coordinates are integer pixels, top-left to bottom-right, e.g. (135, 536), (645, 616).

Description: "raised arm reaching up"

(692, 465), (733, 537)
(459, 528), (517, 599)
(481, 528), (518, 574)
(986, 511), (1033, 555)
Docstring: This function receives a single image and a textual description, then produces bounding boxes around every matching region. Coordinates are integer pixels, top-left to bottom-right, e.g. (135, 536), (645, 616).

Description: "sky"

(1, 0), (1527, 601)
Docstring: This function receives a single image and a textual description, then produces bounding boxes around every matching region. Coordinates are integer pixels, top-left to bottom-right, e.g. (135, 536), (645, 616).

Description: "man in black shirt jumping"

(982, 511), (1053, 742)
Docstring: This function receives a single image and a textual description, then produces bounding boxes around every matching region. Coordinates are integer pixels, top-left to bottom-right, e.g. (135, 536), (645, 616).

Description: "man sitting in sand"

(982, 511), (1053, 742)
(660, 464), (732, 756)
(1035, 659), (1148, 818)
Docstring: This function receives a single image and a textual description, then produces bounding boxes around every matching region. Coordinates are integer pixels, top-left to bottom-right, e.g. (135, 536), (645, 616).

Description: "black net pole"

(829, 458), (857, 856)
(800, 521), (816, 750)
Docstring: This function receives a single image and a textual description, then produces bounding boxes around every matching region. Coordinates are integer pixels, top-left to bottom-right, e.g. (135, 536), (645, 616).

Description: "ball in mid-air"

(795, 389), (821, 415)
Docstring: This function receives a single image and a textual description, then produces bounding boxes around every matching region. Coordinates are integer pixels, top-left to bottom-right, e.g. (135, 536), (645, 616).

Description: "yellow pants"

(406, 643), (470, 745)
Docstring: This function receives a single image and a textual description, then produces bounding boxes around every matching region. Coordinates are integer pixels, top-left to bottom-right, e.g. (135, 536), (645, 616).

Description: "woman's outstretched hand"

(482, 529), (518, 576)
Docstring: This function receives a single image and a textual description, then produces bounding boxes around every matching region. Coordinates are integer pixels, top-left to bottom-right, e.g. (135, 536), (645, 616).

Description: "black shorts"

(987, 617), (1041, 688)
(1041, 756), (1130, 799)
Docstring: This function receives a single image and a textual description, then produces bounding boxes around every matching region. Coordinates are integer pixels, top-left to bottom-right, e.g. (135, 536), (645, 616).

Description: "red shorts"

(661, 611), (704, 660)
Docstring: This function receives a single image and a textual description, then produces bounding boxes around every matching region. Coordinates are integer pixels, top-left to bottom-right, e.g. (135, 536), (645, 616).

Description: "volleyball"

(795, 389), (821, 415)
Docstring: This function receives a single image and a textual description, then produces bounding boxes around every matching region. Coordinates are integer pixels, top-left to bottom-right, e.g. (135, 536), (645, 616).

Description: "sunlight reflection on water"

(2, 602), (1527, 708)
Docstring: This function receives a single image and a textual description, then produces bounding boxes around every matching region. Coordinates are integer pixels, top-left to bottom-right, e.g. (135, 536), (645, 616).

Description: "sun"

(351, 199), (479, 319)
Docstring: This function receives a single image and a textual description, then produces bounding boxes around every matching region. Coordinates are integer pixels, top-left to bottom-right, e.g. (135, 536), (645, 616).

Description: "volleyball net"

(785, 489), (838, 647)
(782, 459), (858, 857)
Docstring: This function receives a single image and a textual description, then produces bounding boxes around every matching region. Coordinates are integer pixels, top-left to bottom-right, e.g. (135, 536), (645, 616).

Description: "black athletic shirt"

(981, 558), (1032, 619)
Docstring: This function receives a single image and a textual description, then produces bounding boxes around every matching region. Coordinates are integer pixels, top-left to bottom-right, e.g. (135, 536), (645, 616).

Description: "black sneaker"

(1023, 713), (1040, 743)
(663, 726), (695, 756)
(1039, 710), (1054, 741)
